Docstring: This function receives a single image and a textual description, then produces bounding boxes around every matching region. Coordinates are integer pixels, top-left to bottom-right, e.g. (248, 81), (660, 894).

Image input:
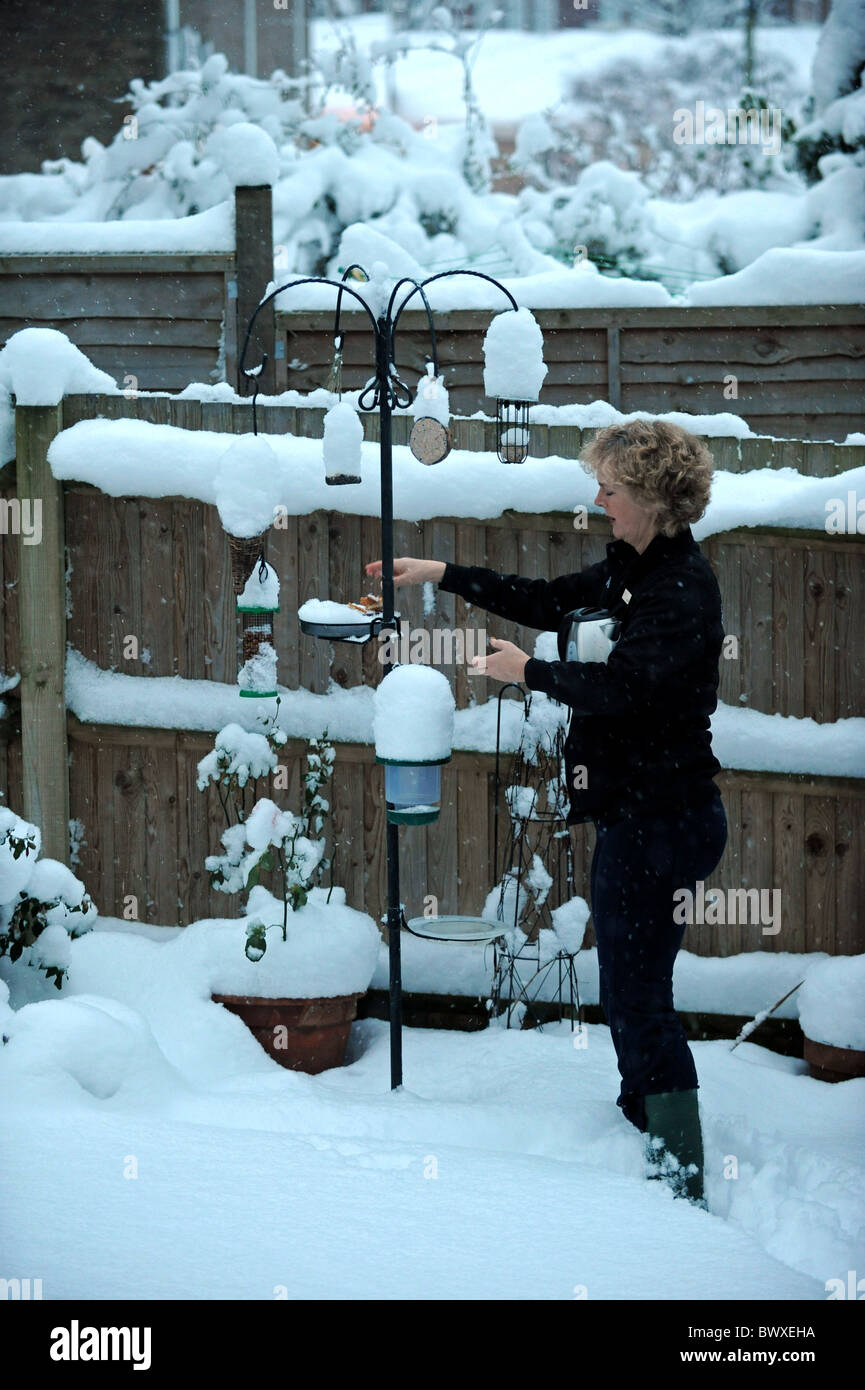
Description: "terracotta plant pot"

(803, 1035), (865, 1083)
(213, 992), (363, 1074)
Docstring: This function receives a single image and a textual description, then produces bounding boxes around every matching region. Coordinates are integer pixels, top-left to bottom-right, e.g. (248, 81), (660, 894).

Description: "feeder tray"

(404, 914), (506, 944)
(299, 612), (401, 644)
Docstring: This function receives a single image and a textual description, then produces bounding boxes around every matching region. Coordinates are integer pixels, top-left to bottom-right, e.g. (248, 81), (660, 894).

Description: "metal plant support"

(488, 684), (583, 1031)
(238, 264), (524, 1090)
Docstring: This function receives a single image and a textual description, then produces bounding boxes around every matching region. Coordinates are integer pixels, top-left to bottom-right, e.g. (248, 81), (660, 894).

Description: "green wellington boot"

(643, 1089), (707, 1209)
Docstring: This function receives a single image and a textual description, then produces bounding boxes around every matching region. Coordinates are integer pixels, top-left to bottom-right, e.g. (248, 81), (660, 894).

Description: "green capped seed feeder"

(237, 558), (280, 700)
(373, 665), (455, 828)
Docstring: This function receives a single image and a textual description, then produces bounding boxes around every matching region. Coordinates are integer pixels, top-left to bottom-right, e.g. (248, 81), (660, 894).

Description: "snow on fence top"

(272, 245), (865, 312)
(64, 649), (865, 781)
(45, 415), (865, 538)
(0, 328), (116, 405)
(0, 203), (234, 255)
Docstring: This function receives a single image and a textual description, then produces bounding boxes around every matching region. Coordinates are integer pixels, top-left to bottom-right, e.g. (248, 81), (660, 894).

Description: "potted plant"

(798, 954), (865, 1082)
(196, 707), (379, 1073)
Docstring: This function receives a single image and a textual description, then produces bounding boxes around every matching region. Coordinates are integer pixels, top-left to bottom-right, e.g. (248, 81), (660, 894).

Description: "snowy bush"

(197, 709), (336, 959)
(794, 0), (865, 243)
(0, 14), (503, 282)
(0, 808), (96, 988)
(519, 34), (807, 203)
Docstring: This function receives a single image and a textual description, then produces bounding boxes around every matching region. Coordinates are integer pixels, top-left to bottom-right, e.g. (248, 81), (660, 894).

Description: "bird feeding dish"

(373, 664), (455, 827)
(404, 914), (506, 944)
(298, 598), (400, 645)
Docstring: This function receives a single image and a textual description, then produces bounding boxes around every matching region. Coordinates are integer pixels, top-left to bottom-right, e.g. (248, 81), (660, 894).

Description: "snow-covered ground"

(2, 912), (862, 1299)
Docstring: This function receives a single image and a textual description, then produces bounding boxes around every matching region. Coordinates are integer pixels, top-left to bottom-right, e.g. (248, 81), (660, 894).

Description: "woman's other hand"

(470, 636), (529, 683)
(364, 557), (445, 587)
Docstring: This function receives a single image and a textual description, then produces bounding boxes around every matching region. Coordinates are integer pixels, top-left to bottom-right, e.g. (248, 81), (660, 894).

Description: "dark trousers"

(589, 787), (728, 1132)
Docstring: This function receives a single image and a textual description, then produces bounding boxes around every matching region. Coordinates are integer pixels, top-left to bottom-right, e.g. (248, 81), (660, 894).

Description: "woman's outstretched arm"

(364, 555), (610, 631)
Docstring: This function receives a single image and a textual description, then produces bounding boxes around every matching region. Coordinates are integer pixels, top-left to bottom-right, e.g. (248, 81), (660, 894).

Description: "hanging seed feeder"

(482, 308), (548, 465)
(237, 556), (280, 698)
(323, 335), (363, 486)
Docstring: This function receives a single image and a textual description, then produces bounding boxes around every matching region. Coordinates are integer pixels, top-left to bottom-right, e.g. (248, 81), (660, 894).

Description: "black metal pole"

(377, 313), (403, 1091)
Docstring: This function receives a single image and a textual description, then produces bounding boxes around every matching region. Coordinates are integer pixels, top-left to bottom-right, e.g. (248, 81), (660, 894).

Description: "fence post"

(15, 403), (69, 862)
(606, 326), (621, 411)
(234, 184), (276, 396)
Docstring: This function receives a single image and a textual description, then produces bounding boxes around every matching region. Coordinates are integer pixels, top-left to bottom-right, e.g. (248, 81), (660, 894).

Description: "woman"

(365, 418), (728, 1205)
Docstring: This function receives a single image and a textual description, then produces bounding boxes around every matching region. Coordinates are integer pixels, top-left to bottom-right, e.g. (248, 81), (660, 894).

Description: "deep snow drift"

(0, 924), (861, 1301)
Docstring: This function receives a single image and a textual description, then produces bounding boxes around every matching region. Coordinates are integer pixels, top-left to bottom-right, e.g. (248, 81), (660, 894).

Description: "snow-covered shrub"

(196, 709), (336, 959)
(0, 13), (503, 281)
(794, 0), (865, 244)
(0, 809), (96, 988)
(517, 162), (663, 282)
(548, 35), (805, 201)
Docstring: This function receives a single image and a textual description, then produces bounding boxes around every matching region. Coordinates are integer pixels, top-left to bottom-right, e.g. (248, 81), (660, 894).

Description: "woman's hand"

(364, 556), (445, 587)
(470, 636), (530, 683)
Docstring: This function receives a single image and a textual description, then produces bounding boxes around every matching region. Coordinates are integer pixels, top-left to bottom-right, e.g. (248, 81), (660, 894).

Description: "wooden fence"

(1, 395), (863, 960)
(275, 304), (865, 444)
(0, 185), (862, 438)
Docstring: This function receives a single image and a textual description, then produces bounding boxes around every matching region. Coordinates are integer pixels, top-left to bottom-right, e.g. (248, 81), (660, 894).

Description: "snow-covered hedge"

(0, 809), (97, 988)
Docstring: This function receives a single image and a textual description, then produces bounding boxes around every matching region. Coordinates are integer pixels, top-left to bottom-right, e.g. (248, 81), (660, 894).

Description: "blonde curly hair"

(581, 419), (714, 537)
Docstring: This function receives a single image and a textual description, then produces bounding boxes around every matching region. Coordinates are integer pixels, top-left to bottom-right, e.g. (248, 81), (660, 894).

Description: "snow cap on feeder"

(373, 664), (455, 826)
(482, 307), (547, 464)
(409, 363), (452, 465)
(323, 399), (363, 486)
(214, 434), (282, 540)
(237, 560), (280, 700)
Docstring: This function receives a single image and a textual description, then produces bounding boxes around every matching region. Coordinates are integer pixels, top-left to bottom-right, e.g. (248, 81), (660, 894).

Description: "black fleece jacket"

(438, 526), (723, 824)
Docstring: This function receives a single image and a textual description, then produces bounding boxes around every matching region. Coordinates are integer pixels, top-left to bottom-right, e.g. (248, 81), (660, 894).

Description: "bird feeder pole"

(239, 267), (523, 1090)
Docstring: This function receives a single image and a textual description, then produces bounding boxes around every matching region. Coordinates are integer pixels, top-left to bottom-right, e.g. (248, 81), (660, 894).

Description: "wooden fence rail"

(0, 396), (862, 957)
